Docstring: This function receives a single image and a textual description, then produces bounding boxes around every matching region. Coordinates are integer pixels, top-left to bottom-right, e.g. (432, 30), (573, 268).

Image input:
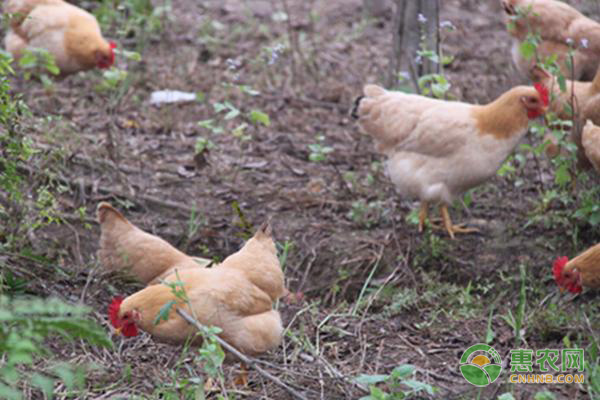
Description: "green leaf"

(402, 379), (434, 394)
(534, 391), (556, 400)
(249, 110), (270, 126)
(198, 119), (215, 129)
(355, 374), (389, 385)
(224, 108), (240, 120)
(153, 300), (177, 325)
(53, 364), (76, 390)
(31, 373), (54, 398)
(519, 41), (536, 60)
(554, 164), (571, 186)
(0, 382), (22, 400)
(589, 212), (600, 226)
(557, 75), (567, 93)
(114, 49), (142, 62)
(45, 64), (60, 76)
(213, 102), (228, 113)
(498, 394), (517, 400)
(367, 386), (387, 400)
(391, 364), (415, 380)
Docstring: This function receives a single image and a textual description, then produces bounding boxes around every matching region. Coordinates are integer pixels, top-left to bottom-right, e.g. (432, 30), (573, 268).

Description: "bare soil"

(6, 0), (600, 399)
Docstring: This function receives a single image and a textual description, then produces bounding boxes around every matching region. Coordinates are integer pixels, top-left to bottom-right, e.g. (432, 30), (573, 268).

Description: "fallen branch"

(176, 308), (308, 400)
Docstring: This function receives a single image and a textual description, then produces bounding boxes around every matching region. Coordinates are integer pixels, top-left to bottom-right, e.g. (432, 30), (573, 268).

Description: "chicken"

(581, 119), (600, 173)
(501, 0), (600, 81)
(97, 202), (208, 285)
(530, 65), (600, 165)
(4, 0), (116, 76)
(353, 83), (548, 239)
(108, 222), (285, 356)
(530, 65), (600, 119)
(530, 66), (600, 169)
(553, 244), (600, 293)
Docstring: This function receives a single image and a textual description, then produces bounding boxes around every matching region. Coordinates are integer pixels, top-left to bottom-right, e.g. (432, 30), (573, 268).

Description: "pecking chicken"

(530, 65), (600, 120)
(97, 202), (208, 285)
(501, 0), (600, 81)
(530, 65), (600, 167)
(108, 221), (285, 356)
(553, 244), (600, 293)
(4, 0), (116, 76)
(353, 83), (548, 239)
(531, 66), (600, 169)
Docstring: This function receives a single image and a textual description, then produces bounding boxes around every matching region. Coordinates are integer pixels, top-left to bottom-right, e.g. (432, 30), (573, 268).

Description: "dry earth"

(5, 0), (600, 399)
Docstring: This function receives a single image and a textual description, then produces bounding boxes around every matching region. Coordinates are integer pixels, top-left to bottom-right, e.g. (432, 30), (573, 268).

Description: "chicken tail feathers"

(257, 218), (272, 236)
(352, 85), (388, 119)
(97, 202), (129, 225)
(350, 95), (365, 119)
(501, 0), (516, 16)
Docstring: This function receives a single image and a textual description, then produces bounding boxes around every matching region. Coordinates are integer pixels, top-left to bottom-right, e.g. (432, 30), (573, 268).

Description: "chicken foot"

(418, 201), (429, 232)
(440, 205), (479, 239)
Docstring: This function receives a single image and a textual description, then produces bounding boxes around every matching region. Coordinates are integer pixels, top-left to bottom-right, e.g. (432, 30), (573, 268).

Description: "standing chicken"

(501, 0), (600, 81)
(553, 244), (600, 293)
(353, 83), (548, 238)
(108, 222), (285, 356)
(97, 202), (208, 285)
(4, 0), (116, 76)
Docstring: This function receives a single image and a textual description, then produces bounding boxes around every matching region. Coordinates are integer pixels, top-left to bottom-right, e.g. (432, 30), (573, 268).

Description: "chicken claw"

(440, 205), (479, 239)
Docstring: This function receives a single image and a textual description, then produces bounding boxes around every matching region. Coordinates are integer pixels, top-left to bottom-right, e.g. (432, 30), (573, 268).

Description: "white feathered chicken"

(353, 84), (549, 238)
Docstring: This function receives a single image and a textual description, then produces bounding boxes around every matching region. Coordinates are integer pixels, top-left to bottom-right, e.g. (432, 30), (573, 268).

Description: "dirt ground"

(6, 0), (600, 398)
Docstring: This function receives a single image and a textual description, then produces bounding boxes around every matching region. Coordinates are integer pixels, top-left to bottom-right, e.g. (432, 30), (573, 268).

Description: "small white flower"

(440, 20), (454, 30)
(415, 54), (423, 65)
(226, 58), (240, 70)
(566, 38), (574, 46)
(267, 43), (286, 65)
(418, 13), (427, 24)
(581, 38), (589, 49)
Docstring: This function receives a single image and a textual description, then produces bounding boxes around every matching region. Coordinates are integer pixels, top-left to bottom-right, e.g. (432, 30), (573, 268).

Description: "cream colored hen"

(501, 0), (600, 81)
(530, 65), (600, 169)
(4, 0), (115, 76)
(353, 84), (548, 238)
(108, 221), (285, 356)
(97, 202), (207, 285)
(581, 119), (600, 173)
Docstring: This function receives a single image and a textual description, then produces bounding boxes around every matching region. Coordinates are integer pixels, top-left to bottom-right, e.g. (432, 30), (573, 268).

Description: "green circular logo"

(459, 344), (503, 386)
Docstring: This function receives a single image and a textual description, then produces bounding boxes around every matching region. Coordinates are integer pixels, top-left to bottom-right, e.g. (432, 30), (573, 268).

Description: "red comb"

(552, 256), (568, 282)
(534, 83), (549, 107)
(108, 297), (123, 328)
(568, 283), (583, 294)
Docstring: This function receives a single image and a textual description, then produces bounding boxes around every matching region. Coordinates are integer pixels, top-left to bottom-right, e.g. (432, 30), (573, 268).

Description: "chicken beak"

(114, 327), (122, 336)
(559, 287), (565, 294)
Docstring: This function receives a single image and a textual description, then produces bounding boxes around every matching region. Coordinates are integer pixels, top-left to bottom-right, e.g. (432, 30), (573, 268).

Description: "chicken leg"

(418, 201), (429, 232)
(440, 205), (479, 239)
